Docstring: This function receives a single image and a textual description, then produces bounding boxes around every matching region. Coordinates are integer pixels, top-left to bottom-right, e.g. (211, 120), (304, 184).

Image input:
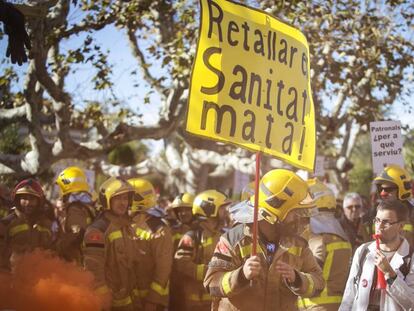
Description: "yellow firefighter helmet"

(99, 177), (134, 210)
(193, 190), (230, 218)
(373, 164), (412, 200)
(250, 169), (314, 224)
(306, 178), (336, 210)
(56, 166), (89, 196)
(128, 178), (157, 213)
(171, 192), (195, 209)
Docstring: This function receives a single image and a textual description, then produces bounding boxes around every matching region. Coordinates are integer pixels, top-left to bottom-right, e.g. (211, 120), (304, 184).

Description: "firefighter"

(0, 184), (11, 219)
(55, 166), (96, 263)
(372, 164), (414, 247)
(0, 178), (53, 270)
(128, 178), (173, 311)
(83, 177), (137, 311)
(173, 190), (230, 311)
(298, 179), (352, 311)
(204, 169), (325, 311)
(170, 193), (195, 251)
(169, 192), (195, 310)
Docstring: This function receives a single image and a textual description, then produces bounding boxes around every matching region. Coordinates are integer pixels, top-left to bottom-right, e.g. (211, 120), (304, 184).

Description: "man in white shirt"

(340, 199), (414, 311)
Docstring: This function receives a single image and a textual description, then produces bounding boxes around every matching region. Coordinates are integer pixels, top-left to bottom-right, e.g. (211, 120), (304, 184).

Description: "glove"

(1, 1), (31, 65)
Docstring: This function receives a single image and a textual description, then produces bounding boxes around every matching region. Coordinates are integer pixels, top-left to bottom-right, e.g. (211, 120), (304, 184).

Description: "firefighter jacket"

(298, 214), (352, 311)
(173, 221), (222, 311)
(56, 201), (96, 263)
(83, 211), (138, 311)
(0, 209), (52, 269)
(0, 205), (9, 269)
(401, 200), (414, 249)
(171, 222), (191, 253)
(169, 222), (192, 310)
(339, 215), (364, 254)
(0, 205), (9, 219)
(204, 223), (325, 311)
(339, 239), (414, 311)
(131, 213), (173, 309)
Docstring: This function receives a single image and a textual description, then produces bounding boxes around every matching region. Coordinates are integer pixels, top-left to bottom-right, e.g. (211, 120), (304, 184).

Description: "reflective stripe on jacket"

(173, 221), (221, 311)
(83, 212), (138, 311)
(131, 213), (173, 308)
(298, 232), (352, 311)
(1, 211), (52, 268)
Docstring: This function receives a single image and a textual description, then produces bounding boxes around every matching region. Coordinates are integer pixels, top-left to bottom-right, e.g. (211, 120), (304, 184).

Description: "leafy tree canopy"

(0, 0), (412, 193)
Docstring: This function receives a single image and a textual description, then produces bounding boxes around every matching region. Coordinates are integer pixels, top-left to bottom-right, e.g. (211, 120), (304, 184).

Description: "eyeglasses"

(378, 186), (398, 193)
(374, 217), (400, 228)
(345, 204), (361, 210)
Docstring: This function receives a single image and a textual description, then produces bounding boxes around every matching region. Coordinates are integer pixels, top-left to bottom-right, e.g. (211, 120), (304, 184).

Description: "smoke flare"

(0, 249), (111, 311)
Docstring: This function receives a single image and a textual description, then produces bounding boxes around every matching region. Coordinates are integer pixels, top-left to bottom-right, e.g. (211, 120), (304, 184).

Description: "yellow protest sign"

(186, 0), (316, 171)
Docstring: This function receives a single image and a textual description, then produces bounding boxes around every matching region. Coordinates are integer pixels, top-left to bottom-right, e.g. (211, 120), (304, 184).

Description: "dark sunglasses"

(379, 186), (398, 193)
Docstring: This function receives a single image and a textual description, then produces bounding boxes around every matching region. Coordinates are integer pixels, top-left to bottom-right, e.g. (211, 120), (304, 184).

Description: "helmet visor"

(133, 192), (144, 202)
(258, 207), (278, 224)
(200, 200), (216, 217)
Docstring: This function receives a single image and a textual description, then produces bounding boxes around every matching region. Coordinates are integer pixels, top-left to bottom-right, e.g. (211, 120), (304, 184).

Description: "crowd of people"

(0, 164), (413, 311)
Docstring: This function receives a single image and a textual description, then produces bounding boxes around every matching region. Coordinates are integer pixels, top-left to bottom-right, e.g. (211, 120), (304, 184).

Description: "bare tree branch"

(30, 19), (74, 152)
(126, 22), (166, 97)
(56, 11), (117, 40)
(99, 87), (185, 149)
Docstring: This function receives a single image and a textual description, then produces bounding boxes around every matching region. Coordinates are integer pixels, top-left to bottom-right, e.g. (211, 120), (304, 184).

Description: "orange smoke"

(0, 249), (111, 311)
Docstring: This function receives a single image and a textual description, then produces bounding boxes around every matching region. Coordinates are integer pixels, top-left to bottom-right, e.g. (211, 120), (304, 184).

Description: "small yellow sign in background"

(186, 0), (316, 171)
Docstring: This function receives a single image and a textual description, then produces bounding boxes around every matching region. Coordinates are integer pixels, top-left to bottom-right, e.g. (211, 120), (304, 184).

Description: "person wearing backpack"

(339, 199), (414, 311)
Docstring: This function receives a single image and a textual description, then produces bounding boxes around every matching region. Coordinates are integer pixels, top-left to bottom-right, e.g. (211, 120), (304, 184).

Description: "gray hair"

(343, 192), (362, 208)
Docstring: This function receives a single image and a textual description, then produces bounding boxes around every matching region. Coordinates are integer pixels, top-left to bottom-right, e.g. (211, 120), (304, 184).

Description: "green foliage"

(108, 144), (136, 166)
(0, 67), (20, 107)
(108, 141), (148, 166)
(348, 133), (373, 196)
(0, 125), (29, 186)
(403, 128), (414, 176)
(91, 49), (114, 91)
(348, 167), (373, 197)
(0, 124), (28, 155)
